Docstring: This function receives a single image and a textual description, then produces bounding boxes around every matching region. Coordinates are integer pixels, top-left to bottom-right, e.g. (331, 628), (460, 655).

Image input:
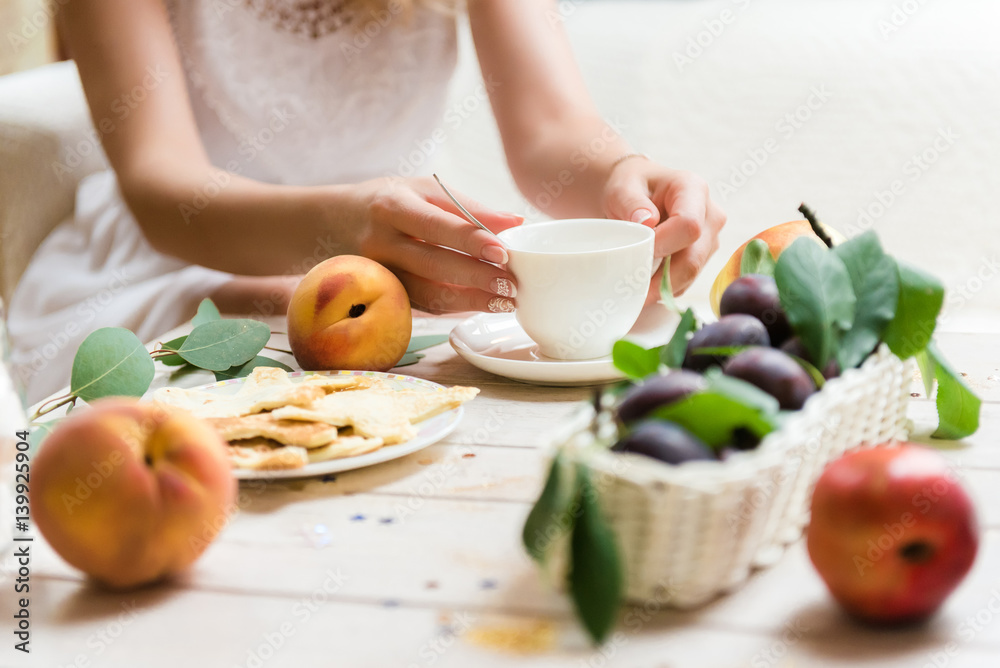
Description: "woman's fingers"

(653, 174), (709, 257)
(668, 232), (721, 296)
(603, 168), (660, 225)
(396, 270), (516, 315)
(389, 237), (517, 297)
(375, 191), (511, 265)
(418, 179), (525, 234)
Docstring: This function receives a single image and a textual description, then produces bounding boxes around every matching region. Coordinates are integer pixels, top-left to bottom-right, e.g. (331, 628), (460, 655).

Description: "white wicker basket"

(554, 345), (914, 608)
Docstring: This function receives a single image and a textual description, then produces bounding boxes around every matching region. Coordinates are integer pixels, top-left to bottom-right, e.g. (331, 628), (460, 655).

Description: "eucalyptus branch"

(30, 393), (77, 421)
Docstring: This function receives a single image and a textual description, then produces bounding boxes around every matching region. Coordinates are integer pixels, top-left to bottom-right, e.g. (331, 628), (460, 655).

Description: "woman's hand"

(351, 177), (523, 314)
(603, 158), (727, 296)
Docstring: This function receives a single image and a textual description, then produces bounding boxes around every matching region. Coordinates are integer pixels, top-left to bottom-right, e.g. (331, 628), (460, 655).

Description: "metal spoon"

(432, 174), (501, 239)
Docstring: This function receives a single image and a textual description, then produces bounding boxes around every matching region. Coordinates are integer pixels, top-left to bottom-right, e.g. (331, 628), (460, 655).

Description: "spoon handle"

(432, 174), (501, 239)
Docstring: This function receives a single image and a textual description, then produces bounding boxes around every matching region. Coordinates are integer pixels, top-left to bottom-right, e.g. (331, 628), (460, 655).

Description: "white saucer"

(449, 305), (680, 386)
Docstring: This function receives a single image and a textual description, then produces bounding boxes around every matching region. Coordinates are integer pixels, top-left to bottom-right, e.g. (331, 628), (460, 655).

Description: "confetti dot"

(426, 581), (439, 589)
(350, 514), (366, 522)
(462, 453), (476, 459)
(383, 600), (400, 608)
(379, 517), (395, 524)
(479, 579), (498, 590)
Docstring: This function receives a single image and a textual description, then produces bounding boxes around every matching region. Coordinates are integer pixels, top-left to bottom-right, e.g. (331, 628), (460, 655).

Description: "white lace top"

(166, 0), (459, 184)
(9, 0), (459, 402)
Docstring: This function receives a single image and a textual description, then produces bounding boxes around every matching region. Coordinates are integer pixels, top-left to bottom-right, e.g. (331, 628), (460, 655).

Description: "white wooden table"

(4, 318), (1000, 667)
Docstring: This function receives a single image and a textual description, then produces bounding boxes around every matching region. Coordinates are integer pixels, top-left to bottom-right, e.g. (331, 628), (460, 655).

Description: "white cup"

(498, 219), (655, 360)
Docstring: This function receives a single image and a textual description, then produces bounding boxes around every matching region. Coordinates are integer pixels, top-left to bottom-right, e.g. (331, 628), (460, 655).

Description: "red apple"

(29, 399), (236, 589)
(807, 444), (979, 625)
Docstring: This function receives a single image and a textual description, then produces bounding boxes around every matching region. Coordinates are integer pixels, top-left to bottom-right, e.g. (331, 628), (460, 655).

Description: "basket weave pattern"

(563, 346), (914, 608)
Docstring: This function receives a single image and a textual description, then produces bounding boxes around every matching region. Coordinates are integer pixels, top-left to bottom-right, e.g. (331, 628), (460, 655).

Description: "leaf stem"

(264, 345), (293, 355)
(30, 393), (77, 421)
(798, 203), (835, 248)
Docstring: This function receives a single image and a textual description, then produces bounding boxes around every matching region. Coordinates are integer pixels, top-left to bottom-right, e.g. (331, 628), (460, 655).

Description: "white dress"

(8, 0), (458, 402)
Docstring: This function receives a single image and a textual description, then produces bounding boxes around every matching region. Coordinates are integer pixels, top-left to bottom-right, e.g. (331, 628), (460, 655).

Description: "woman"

(9, 0), (725, 401)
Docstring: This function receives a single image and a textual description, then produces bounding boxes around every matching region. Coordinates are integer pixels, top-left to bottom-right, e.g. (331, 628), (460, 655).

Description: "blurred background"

(2, 0), (999, 331)
(0, 0), (58, 75)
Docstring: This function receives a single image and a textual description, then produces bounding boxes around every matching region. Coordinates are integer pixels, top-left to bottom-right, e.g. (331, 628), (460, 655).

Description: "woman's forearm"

(120, 163), (359, 276)
(505, 115), (633, 220)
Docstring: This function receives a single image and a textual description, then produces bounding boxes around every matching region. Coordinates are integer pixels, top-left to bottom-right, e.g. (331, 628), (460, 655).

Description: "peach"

(709, 219), (845, 316)
(29, 399), (235, 589)
(288, 255), (412, 371)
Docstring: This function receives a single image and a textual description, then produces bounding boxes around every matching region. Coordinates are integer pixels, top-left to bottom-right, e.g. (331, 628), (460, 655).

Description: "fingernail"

(482, 245), (509, 265)
(492, 278), (517, 298)
(503, 212), (525, 223)
(632, 209), (653, 224)
(487, 297), (516, 313)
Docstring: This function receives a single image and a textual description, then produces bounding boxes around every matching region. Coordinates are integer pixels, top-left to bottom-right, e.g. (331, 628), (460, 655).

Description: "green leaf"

(70, 327), (156, 402)
(406, 334), (449, 354)
(192, 298), (222, 327)
(658, 256), (678, 313)
(659, 307), (696, 369)
(523, 451), (580, 563)
(394, 352), (425, 368)
(568, 465), (623, 645)
(915, 348), (935, 398)
(612, 340), (660, 380)
(688, 345), (753, 357)
(177, 319), (271, 372)
(882, 262), (944, 360)
(833, 232), (900, 370)
(158, 335), (189, 366)
(650, 389), (779, 447)
(704, 369), (782, 415)
(740, 239), (777, 277)
(784, 354), (827, 390)
(213, 355), (293, 382)
(774, 238), (856, 369)
(928, 343), (980, 439)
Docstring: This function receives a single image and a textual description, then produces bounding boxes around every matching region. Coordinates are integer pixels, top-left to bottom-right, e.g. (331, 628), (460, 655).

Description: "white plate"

(449, 305), (680, 386)
(184, 370), (466, 480)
